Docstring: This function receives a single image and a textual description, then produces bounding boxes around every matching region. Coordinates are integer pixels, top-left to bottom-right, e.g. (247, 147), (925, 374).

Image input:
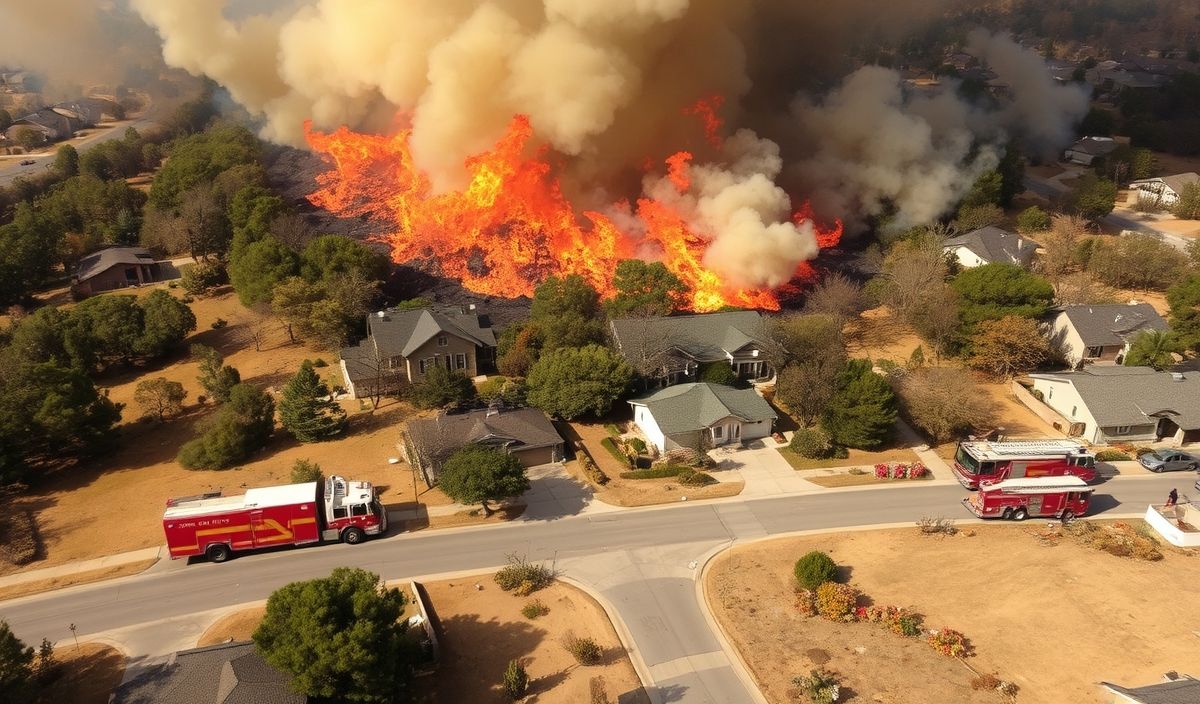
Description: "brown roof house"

(113, 641), (305, 704)
(339, 305), (497, 400)
(71, 246), (178, 297)
(401, 404), (564, 485)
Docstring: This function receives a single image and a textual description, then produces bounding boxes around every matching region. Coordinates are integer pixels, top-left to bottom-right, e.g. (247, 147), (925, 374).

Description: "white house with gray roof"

(629, 382), (777, 455)
(340, 305), (496, 399)
(942, 226), (1036, 269)
(609, 311), (772, 388)
(1029, 366), (1200, 447)
(1128, 172), (1199, 208)
(1046, 302), (1169, 368)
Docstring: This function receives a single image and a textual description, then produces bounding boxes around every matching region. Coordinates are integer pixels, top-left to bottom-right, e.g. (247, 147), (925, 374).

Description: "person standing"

(1166, 488), (1179, 507)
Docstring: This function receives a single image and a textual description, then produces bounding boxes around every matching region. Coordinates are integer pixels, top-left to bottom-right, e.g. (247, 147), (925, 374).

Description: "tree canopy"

(192, 344), (241, 403)
(229, 236), (300, 305)
(408, 364), (478, 410)
(300, 235), (390, 284)
(605, 259), (689, 317)
(177, 383), (275, 470)
(279, 361), (347, 442)
(1086, 234), (1189, 291)
(967, 316), (1054, 378)
(527, 345), (633, 420)
(1123, 329), (1178, 369)
(438, 444), (530, 515)
(529, 274), (606, 352)
(1071, 174), (1118, 221)
(820, 359), (897, 450)
(1168, 274), (1200, 353)
(950, 263), (1055, 326)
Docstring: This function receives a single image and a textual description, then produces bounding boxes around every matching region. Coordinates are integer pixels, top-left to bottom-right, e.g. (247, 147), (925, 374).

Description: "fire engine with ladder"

(163, 475), (387, 563)
(952, 439), (1098, 489)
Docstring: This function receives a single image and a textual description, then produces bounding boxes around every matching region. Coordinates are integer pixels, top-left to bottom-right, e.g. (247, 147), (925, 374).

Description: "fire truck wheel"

(1061, 510), (1075, 522)
(342, 527), (366, 544)
(1011, 508), (1028, 521)
(206, 544), (231, 563)
(1001, 508), (1013, 520)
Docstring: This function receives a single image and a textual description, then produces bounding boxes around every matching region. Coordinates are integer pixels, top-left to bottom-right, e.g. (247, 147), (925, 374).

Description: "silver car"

(1139, 449), (1199, 473)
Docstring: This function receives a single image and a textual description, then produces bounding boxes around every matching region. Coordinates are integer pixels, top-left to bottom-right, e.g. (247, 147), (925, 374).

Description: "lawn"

(777, 444), (920, 472)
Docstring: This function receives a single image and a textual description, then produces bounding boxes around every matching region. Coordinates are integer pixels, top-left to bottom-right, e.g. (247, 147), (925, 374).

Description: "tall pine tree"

(279, 360), (346, 442)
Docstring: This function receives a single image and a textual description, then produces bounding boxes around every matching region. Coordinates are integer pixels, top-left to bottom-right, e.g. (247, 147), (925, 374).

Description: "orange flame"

(305, 113), (841, 313)
(684, 95), (726, 150)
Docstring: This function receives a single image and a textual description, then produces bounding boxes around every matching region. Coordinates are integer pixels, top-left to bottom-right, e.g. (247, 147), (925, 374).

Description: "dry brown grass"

(804, 473), (933, 488)
(36, 643), (124, 704)
(197, 606), (267, 647)
(0, 559), (155, 602)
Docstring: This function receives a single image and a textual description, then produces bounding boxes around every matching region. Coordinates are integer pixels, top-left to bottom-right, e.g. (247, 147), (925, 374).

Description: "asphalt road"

(0, 115), (159, 187)
(0, 474), (1182, 703)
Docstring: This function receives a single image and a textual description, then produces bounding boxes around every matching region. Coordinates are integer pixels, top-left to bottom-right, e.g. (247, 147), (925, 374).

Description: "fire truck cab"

(952, 439), (1097, 489)
(963, 475), (1094, 521)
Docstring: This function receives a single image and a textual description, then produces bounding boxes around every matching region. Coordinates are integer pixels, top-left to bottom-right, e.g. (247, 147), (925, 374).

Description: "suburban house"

(629, 382), (777, 455)
(1064, 136), (1119, 166)
(942, 226), (1036, 269)
(1129, 172), (1199, 208)
(1028, 366), (1200, 447)
(71, 246), (175, 297)
(113, 641), (305, 704)
(1045, 302), (1168, 368)
(339, 305), (496, 400)
(1100, 672), (1200, 704)
(609, 311), (773, 388)
(402, 405), (564, 484)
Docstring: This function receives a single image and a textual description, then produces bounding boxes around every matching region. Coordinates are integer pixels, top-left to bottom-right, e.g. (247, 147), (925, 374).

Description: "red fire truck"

(163, 475), (387, 563)
(962, 476), (1094, 521)
(952, 439), (1097, 489)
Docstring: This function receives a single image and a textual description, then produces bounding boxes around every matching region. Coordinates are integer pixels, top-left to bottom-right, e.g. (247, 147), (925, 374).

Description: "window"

(1085, 346), (1102, 358)
(733, 424), (741, 439)
(389, 356), (402, 370)
(333, 507), (348, 519)
(418, 359), (426, 374)
(438, 335), (448, 347)
(1071, 406), (1077, 418)
(1048, 388), (1053, 400)
(352, 504), (368, 517)
(713, 425), (724, 439)
(1114, 425), (1131, 435)
(455, 353), (467, 370)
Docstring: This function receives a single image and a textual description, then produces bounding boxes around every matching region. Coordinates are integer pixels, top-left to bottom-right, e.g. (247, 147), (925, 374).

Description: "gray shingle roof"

(609, 312), (768, 366)
(74, 246), (156, 282)
(1056, 303), (1168, 347)
(407, 406), (563, 454)
(943, 226), (1035, 267)
(364, 306), (496, 359)
(1069, 136), (1119, 156)
(629, 383), (777, 435)
(113, 641), (304, 704)
(1101, 676), (1200, 704)
(1030, 367), (1200, 429)
(1162, 172), (1199, 196)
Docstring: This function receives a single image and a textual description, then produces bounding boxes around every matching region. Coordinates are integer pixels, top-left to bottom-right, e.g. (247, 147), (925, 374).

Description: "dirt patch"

(420, 578), (647, 704)
(707, 525), (1200, 704)
(845, 307), (928, 364)
(777, 445), (920, 472)
(978, 380), (1064, 439)
(36, 643), (125, 704)
(404, 505), (529, 532)
(198, 606), (268, 647)
(0, 559), (156, 602)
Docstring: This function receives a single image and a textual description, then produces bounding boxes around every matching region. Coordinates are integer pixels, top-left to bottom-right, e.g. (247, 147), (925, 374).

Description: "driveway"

(707, 440), (821, 497)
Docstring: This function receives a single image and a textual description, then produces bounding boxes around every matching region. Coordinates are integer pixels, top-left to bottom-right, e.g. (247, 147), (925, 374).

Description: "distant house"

(71, 246), (171, 297)
(1100, 672), (1200, 704)
(1129, 173), (1199, 208)
(1046, 302), (1168, 368)
(609, 311), (773, 388)
(403, 405), (564, 483)
(629, 382), (777, 455)
(113, 641), (305, 704)
(340, 306), (496, 399)
(1064, 136), (1119, 166)
(1028, 366), (1200, 446)
(942, 226), (1036, 269)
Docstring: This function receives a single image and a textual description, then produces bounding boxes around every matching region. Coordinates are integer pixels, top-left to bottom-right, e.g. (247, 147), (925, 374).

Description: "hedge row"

(619, 465), (686, 480)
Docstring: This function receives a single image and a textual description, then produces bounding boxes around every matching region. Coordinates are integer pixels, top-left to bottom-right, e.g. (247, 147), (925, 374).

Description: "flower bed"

(874, 462), (928, 480)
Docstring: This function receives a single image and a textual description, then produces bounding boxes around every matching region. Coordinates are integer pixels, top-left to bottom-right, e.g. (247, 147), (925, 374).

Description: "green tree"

(526, 345), (633, 420)
(1071, 175), (1118, 221)
(1168, 274), (1200, 353)
(11, 126), (42, 151)
(177, 383), (274, 469)
(0, 621), (33, 703)
(67, 295), (144, 369)
(698, 362), (739, 386)
(300, 235), (390, 284)
(1131, 148), (1157, 180)
(290, 458), (324, 483)
(961, 170), (1003, 208)
(136, 290), (197, 358)
(134, 377), (188, 421)
(953, 203), (1004, 232)
(149, 123), (260, 209)
(438, 444), (530, 515)
(230, 236), (300, 305)
(530, 274), (605, 352)
(180, 260), (227, 295)
(271, 276), (323, 343)
(1016, 206), (1051, 233)
(279, 361), (347, 442)
(951, 263), (1055, 326)
(409, 364), (478, 409)
(967, 316), (1053, 378)
(819, 359), (897, 450)
(253, 568), (416, 703)
(191, 344), (241, 403)
(1172, 183), (1200, 220)
(768, 314), (847, 425)
(605, 259), (689, 317)
(1124, 329), (1178, 369)
(1087, 235), (1189, 291)
(53, 144), (79, 177)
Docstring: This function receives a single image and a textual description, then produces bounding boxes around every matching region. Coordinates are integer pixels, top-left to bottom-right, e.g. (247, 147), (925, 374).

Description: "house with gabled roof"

(942, 226), (1036, 269)
(1100, 672), (1200, 704)
(403, 404), (564, 483)
(1045, 302), (1169, 368)
(609, 311), (773, 388)
(339, 305), (496, 399)
(1028, 366), (1200, 447)
(1064, 136), (1119, 166)
(1129, 172), (1199, 208)
(629, 382), (777, 455)
(71, 246), (177, 297)
(113, 640), (305, 704)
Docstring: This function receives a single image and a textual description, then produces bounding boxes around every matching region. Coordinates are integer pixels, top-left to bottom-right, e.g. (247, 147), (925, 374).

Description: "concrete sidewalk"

(0, 546), (162, 590)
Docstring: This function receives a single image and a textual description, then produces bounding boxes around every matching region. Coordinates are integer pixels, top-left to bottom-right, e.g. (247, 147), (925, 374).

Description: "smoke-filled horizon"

(125, 0), (1088, 287)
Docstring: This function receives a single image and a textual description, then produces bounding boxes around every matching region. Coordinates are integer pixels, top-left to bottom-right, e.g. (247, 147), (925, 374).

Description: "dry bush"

(494, 553), (555, 593)
(589, 676), (613, 704)
(971, 673), (1002, 690)
(917, 516), (958, 536)
(891, 367), (998, 443)
(0, 511), (41, 565)
(1065, 521), (1162, 561)
(561, 631), (603, 665)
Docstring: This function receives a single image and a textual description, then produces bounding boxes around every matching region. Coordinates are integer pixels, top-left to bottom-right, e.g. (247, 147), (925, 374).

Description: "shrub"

(494, 554), (554, 593)
(926, 628), (970, 657)
(1134, 447), (1156, 457)
(290, 459), (324, 484)
(0, 512), (40, 565)
(211, 318), (228, 329)
(971, 673), (1002, 691)
(628, 437), (647, 454)
(793, 551), (839, 590)
(1095, 450), (1131, 461)
(561, 632), (603, 665)
(1030, 388), (1044, 402)
(521, 600), (549, 619)
(795, 590), (818, 617)
(830, 446), (848, 459)
(664, 447), (704, 466)
(917, 516), (957, 535)
(792, 669), (841, 704)
(815, 582), (858, 622)
(620, 465), (685, 480)
(600, 436), (631, 466)
(908, 463), (927, 478)
(677, 469), (716, 486)
(856, 605), (923, 637)
(312, 358), (328, 368)
(579, 455), (609, 485)
(698, 361), (739, 386)
(180, 260), (228, 295)
(502, 660), (529, 700)
(790, 427), (832, 459)
(590, 676), (614, 704)
(604, 423), (621, 437)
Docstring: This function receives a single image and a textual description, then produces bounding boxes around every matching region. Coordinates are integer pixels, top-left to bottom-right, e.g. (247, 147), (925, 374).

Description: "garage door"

(513, 445), (558, 467)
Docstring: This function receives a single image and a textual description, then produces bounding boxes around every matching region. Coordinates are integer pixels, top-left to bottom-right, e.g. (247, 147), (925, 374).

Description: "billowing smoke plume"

(128, 0), (1089, 285)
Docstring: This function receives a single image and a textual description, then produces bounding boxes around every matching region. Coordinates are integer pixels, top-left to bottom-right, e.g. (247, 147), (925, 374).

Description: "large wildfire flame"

(305, 102), (841, 312)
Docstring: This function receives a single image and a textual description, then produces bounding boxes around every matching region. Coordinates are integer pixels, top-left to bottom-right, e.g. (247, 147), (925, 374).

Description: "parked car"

(1139, 449), (1199, 473)
(19, 159), (35, 165)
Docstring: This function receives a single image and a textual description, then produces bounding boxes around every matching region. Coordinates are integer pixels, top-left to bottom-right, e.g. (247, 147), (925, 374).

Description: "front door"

(1157, 417), (1180, 441)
